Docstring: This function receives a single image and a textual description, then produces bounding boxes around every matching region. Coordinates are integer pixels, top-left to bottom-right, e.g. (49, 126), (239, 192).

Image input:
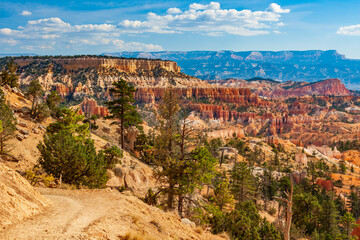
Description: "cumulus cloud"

(0, 17), (163, 52)
(267, 3), (290, 14)
(167, 8), (182, 14)
(337, 24), (360, 36)
(119, 2), (290, 36)
(20, 10), (32, 16)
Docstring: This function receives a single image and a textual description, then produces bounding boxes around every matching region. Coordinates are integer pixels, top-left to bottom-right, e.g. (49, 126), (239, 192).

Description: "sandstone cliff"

(135, 87), (260, 105)
(6, 56), (209, 100)
(14, 57), (181, 73)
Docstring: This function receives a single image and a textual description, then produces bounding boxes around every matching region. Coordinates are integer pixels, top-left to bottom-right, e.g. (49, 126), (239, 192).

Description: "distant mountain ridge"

(104, 50), (360, 90)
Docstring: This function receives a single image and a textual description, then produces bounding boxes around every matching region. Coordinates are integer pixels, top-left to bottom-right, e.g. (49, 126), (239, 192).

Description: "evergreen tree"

(134, 130), (155, 165)
(205, 138), (223, 159)
(214, 178), (234, 210)
(320, 195), (340, 239)
(26, 79), (44, 119)
(38, 108), (109, 188)
(230, 162), (256, 203)
(155, 86), (180, 159)
(209, 201), (282, 240)
(46, 108), (89, 139)
(0, 60), (19, 88)
(260, 169), (279, 211)
(38, 130), (108, 188)
(351, 190), (360, 219)
(340, 212), (358, 239)
(153, 88), (217, 213)
(153, 87), (180, 209)
(100, 145), (123, 169)
(105, 79), (141, 149)
(292, 192), (322, 235)
(46, 90), (61, 117)
(0, 102), (17, 156)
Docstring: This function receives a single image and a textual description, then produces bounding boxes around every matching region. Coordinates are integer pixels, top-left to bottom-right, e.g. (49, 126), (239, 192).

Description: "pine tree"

(0, 102), (17, 156)
(320, 195), (340, 238)
(156, 86), (180, 158)
(230, 162), (256, 203)
(340, 212), (358, 239)
(260, 169), (279, 211)
(214, 178), (234, 210)
(26, 79), (44, 118)
(38, 108), (109, 188)
(46, 108), (89, 139)
(154, 88), (217, 213)
(46, 90), (61, 117)
(105, 79), (141, 149)
(153, 87), (180, 210)
(351, 190), (360, 219)
(0, 60), (19, 88)
(38, 130), (108, 188)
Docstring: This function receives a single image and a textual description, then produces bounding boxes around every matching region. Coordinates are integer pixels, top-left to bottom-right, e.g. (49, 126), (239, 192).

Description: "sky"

(1, 0), (360, 58)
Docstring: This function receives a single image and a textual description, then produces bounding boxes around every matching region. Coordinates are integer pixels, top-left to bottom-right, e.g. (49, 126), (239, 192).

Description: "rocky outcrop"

(310, 145), (339, 159)
(219, 78), (353, 99)
(207, 127), (245, 139)
(80, 98), (109, 117)
(55, 83), (70, 98)
(296, 79), (351, 96)
(295, 151), (308, 166)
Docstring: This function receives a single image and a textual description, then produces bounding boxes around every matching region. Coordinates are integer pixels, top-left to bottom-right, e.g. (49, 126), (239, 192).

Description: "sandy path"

(1, 188), (113, 240)
(1, 188), (225, 240)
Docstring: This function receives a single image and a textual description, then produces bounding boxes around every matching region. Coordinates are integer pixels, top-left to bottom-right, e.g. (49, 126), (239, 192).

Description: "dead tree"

(275, 178), (294, 240)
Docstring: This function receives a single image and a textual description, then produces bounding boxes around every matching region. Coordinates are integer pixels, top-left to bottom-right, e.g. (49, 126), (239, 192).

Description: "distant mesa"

(104, 50), (360, 89)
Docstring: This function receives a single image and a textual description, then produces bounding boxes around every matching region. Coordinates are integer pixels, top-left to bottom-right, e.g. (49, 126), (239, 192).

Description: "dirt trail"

(1, 188), (113, 240)
(1, 188), (224, 240)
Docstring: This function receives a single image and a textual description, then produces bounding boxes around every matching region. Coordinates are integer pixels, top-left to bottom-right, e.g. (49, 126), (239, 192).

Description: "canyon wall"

(14, 57), (181, 73)
(135, 87), (260, 105)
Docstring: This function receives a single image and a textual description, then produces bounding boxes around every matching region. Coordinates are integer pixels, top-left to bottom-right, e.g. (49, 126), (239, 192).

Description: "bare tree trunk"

(167, 183), (174, 210)
(275, 179), (294, 240)
(120, 105), (124, 149)
(178, 194), (184, 217)
(220, 148), (225, 167)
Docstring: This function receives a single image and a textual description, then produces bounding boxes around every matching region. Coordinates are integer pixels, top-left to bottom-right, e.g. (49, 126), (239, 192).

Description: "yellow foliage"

(25, 167), (55, 187)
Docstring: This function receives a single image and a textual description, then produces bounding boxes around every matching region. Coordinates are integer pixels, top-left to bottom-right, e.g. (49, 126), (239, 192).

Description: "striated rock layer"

(79, 98), (109, 117)
(14, 57), (181, 73)
(135, 87), (261, 105)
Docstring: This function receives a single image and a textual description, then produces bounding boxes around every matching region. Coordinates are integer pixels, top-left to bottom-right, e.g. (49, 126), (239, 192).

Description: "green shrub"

(38, 130), (108, 188)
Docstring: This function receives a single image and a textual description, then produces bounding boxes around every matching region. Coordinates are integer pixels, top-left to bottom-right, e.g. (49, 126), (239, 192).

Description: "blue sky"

(1, 0), (360, 58)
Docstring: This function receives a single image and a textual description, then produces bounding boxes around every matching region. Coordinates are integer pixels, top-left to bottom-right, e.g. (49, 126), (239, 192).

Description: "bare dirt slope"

(0, 162), (48, 230)
(1, 188), (225, 240)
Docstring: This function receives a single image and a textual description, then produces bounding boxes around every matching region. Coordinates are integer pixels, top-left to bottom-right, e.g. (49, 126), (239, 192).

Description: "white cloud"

(119, 2), (290, 36)
(167, 8), (182, 14)
(20, 10), (32, 16)
(267, 3), (290, 14)
(189, 2), (220, 10)
(0, 28), (16, 35)
(0, 17), (163, 52)
(337, 24), (360, 36)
